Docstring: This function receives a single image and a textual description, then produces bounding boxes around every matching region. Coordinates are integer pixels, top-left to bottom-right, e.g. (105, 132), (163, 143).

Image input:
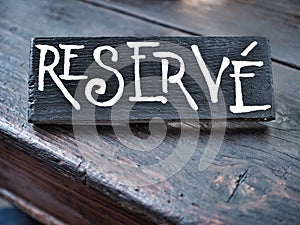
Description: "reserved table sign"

(28, 37), (274, 124)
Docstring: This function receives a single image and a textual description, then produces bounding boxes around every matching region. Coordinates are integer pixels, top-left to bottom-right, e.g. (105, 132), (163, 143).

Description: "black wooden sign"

(28, 37), (274, 124)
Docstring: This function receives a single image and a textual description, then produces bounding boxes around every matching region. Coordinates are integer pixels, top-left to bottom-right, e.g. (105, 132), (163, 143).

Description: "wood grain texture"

(86, 0), (300, 69)
(29, 36), (274, 123)
(0, 0), (299, 224)
(0, 141), (159, 225)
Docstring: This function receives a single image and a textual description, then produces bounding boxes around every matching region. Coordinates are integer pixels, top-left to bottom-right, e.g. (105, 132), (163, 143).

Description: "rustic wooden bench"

(0, 0), (299, 224)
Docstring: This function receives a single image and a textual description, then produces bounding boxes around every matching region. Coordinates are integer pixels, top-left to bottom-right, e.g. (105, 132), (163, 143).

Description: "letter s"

(85, 46), (124, 107)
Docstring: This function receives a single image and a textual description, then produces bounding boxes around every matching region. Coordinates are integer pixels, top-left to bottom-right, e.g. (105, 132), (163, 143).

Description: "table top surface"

(0, 0), (299, 224)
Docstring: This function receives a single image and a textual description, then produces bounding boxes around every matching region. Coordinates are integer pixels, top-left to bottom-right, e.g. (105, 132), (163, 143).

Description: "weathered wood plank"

(86, 0), (300, 69)
(29, 36), (274, 123)
(0, 0), (299, 224)
(0, 189), (64, 225)
(0, 141), (159, 225)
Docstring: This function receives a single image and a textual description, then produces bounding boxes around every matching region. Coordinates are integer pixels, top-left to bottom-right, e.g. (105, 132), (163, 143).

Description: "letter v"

(191, 45), (230, 103)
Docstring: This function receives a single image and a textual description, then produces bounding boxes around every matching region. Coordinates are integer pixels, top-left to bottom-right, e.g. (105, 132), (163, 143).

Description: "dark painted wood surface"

(29, 37), (274, 123)
(0, 0), (299, 225)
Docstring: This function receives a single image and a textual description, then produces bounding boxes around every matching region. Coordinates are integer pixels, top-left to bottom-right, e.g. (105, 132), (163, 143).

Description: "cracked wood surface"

(0, 0), (299, 224)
